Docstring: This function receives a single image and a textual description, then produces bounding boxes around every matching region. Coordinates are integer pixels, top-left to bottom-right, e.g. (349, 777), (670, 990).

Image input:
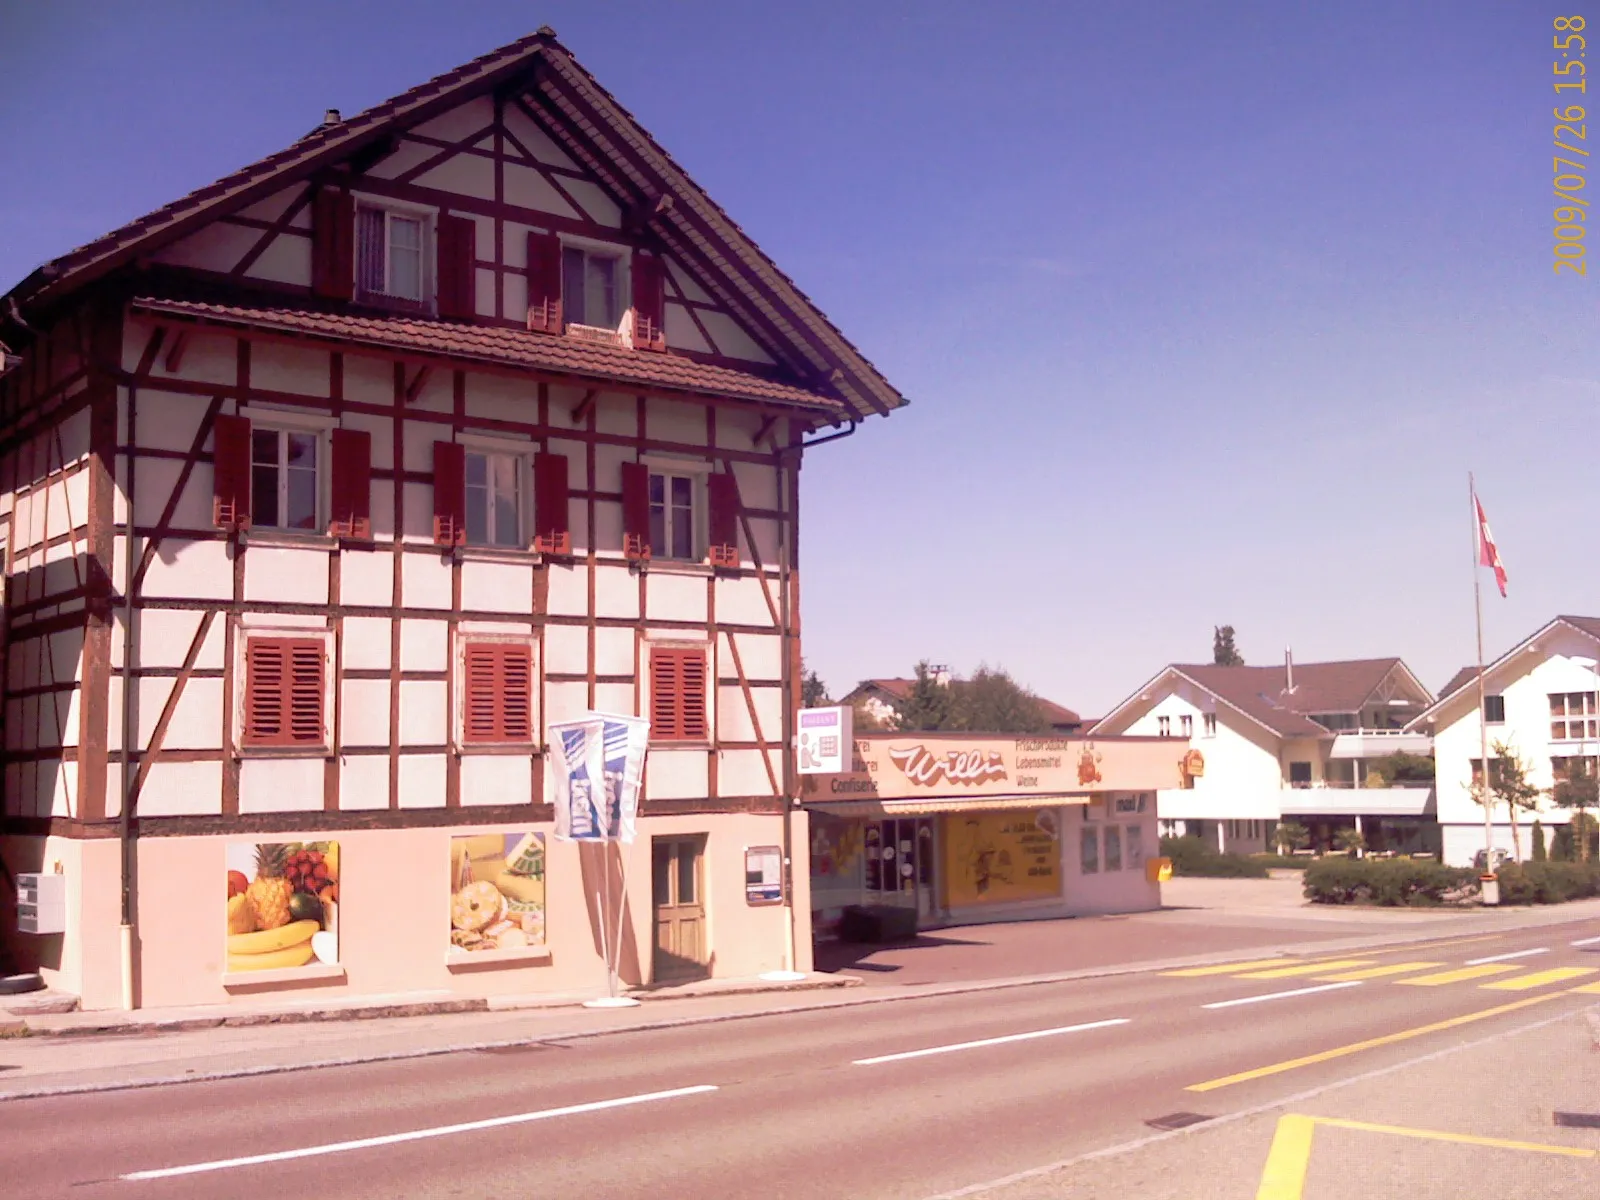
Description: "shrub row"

(1493, 861), (1600, 905)
(1303, 858), (1478, 906)
(1158, 836), (1269, 879)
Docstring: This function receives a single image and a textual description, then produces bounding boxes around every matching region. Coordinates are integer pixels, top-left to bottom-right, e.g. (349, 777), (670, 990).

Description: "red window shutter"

(328, 427), (372, 540)
(212, 413), (252, 531)
(650, 648), (708, 742)
(288, 641), (326, 745)
(463, 642), (534, 744)
(499, 644), (533, 741)
(311, 189), (355, 300)
(621, 461), (651, 561)
(526, 231), (563, 333)
(533, 451), (571, 555)
(680, 650), (709, 740)
(243, 638), (325, 748)
(707, 470), (741, 568)
(436, 213), (477, 320)
(630, 251), (665, 351)
(244, 640), (286, 744)
(463, 644), (500, 743)
(432, 440), (466, 547)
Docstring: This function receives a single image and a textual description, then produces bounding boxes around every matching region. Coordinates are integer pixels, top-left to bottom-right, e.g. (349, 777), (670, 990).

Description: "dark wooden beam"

(569, 387), (598, 423)
(403, 365), (433, 405)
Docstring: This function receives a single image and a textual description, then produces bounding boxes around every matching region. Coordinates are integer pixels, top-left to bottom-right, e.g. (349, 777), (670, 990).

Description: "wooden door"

(652, 835), (708, 981)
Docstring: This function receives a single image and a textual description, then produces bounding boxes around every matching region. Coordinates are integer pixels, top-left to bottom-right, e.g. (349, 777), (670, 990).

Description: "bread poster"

(449, 832), (547, 955)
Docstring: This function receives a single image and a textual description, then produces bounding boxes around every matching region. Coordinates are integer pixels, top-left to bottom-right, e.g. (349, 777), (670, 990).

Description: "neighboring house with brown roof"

(1092, 654), (1435, 855)
(0, 29), (905, 1010)
(1407, 616), (1600, 867)
(839, 675), (1083, 734)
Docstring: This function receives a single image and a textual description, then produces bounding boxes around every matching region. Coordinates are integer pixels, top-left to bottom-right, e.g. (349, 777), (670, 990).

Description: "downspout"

(118, 371), (138, 1009)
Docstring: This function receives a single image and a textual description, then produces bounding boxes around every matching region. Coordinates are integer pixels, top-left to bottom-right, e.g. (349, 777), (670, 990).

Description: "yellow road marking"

(1365, 933), (1503, 954)
(1482, 967), (1599, 991)
(1236, 959), (1377, 979)
(1395, 964), (1517, 986)
(1255, 1113), (1596, 1200)
(1188, 991), (1565, 1092)
(1573, 981), (1600, 995)
(1162, 958), (1301, 977)
(1314, 961), (1442, 982)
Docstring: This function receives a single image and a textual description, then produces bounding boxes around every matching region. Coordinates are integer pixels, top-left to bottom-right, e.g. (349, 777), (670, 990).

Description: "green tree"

(1551, 758), (1598, 862)
(1366, 752), (1436, 787)
(947, 664), (1051, 734)
(1275, 821), (1309, 854)
(1532, 819), (1547, 862)
(1213, 625), (1244, 666)
(896, 660), (955, 732)
(1333, 827), (1366, 857)
(1467, 741), (1541, 862)
(800, 661), (830, 709)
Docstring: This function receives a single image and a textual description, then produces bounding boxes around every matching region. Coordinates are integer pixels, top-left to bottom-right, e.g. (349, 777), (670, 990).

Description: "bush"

(1494, 861), (1600, 905)
(1159, 836), (1269, 878)
(1532, 820), (1547, 862)
(1248, 854), (1312, 870)
(1304, 858), (1478, 906)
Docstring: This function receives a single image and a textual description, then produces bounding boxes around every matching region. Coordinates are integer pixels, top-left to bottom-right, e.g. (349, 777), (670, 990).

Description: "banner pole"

(611, 838), (630, 995)
(1471, 472), (1497, 895)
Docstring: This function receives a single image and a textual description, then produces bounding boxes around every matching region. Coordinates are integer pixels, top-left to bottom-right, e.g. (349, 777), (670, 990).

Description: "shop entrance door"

(864, 818), (939, 922)
(652, 835), (708, 982)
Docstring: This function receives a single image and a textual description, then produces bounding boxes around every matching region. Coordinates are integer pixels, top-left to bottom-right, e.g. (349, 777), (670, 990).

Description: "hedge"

(1493, 861), (1600, 905)
(1158, 836), (1269, 879)
(1303, 858), (1478, 906)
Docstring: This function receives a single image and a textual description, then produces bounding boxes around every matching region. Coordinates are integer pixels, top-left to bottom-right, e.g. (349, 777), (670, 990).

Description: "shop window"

(1080, 827), (1100, 875)
(460, 640), (535, 745)
(1105, 826), (1122, 871)
(242, 637), (326, 748)
(1126, 824), (1145, 869)
(650, 646), (709, 741)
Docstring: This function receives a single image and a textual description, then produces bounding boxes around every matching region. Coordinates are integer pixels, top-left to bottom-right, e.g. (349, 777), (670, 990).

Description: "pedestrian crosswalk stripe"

(1397, 964), (1518, 986)
(1571, 981), (1600, 995)
(1315, 961), (1444, 982)
(1481, 967), (1600, 991)
(1162, 958), (1302, 977)
(1236, 959), (1377, 979)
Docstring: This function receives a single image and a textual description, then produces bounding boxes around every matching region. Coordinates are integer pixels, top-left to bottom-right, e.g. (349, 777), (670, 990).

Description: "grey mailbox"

(16, 873), (66, 935)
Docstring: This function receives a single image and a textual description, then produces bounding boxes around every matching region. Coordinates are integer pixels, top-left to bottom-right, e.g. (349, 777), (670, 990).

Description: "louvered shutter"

(432, 440), (466, 547)
(328, 427), (372, 540)
(679, 650), (708, 739)
(436, 213), (477, 320)
(650, 648), (708, 742)
(707, 470), (741, 568)
(526, 231), (563, 333)
(463, 644), (500, 743)
(212, 413), (252, 531)
(311, 189), (355, 300)
(533, 451), (571, 555)
(630, 251), (665, 351)
(243, 638), (325, 747)
(462, 642), (534, 744)
(243, 639), (285, 744)
(288, 641), (326, 745)
(499, 645), (533, 741)
(621, 461), (651, 561)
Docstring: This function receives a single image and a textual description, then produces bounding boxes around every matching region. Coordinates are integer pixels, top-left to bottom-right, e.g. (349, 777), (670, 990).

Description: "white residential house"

(1406, 615), (1600, 867)
(1092, 655), (1436, 855)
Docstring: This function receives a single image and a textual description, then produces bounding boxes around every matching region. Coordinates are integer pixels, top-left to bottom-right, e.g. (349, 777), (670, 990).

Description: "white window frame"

(1157, 715), (1171, 737)
(1550, 691), (1598, 741)
(352, 192), (436, 308)
(1203, 712), (1217, 738)
(457, 431), (535, 553)
(1179, 714), (1193, 738)
(232, 619), (336, 759)
(643, 634), (716, 746)
(640, 454), (708, 564)
(239, 405), (334, 535)
(561, 235), (629, 332)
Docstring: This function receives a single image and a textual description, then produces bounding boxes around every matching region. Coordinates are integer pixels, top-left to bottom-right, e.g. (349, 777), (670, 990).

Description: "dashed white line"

(1465, 948), (1549, 965)
(853, 1018), (1131, 1065)
(1200, 981), (1363, 1010)
(1571, 936), (1600, 948)
(119, 1084), (720, 1180)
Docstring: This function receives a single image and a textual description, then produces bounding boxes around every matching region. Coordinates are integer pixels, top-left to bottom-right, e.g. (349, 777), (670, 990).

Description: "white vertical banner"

(597, 713), (650, 844)
(548, 718), (606, 841)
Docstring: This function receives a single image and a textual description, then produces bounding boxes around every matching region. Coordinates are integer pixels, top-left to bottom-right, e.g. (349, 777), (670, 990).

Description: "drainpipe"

(118, 372), (139, 1009)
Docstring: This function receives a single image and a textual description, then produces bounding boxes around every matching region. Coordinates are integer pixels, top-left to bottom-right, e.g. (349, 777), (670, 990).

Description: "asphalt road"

(8, 920), (1600, 1199)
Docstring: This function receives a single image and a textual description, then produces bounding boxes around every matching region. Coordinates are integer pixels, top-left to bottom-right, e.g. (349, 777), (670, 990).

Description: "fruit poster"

(449, 832), (546, 955)
(225, 841), (340, 973)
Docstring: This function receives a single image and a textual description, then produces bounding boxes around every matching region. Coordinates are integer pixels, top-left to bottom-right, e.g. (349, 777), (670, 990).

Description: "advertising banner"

(549, 713), (649, 842)
(599, 712), (650, 845)
(943, 811), (1062, 907)
(225, 841), (339, 973)
(449, 832), (547, 955)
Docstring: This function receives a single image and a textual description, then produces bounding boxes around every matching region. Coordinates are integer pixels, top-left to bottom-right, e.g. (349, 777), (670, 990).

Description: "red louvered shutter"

(243, 639), (286, 745)
(432, 440), (466, 547)
(499, 644), (533, 741)
(436, 213), (477, 320)
(680, 650), (709, 740)
(621, 461), (651, 561)
(328, 428), (372, 540)
(462, 642), (533, 743)
(526, 231), (563, 333)
(463, 644), (500, 743)
(630, 251), (665, 351)
(532, 451), (571, 555)
(707, 470), (741, 569)
(650, 650), (682, 739)
(312, 189), (355, 300)
(212, 413), (252, 531)
(288, 641), (326, 745)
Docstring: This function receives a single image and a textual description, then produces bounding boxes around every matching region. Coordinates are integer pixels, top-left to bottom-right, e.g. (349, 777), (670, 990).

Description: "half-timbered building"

(0, 28), (904, 1010)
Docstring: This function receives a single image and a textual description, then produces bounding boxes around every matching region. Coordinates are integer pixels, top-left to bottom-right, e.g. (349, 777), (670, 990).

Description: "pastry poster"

(450, 832), (547, 955)
(225, 841), (340, 973)
(942, 810), (1062, 907)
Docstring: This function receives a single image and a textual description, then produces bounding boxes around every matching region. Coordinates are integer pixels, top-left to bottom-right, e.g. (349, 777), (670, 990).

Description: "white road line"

(853, 1018), (1130, 1066)
(1200, 981), (1362, 1010)
(1571, 936), (1600, 948)
(118, 1084), (719, 1180)
(1465, 948), (1549, 965)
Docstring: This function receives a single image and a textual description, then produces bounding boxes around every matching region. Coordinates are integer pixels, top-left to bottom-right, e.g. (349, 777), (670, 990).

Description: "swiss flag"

(1476, 496), (1508, 598)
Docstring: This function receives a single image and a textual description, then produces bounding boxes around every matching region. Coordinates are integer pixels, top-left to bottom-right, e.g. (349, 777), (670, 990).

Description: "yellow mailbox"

(1145, 856), (1173, 883)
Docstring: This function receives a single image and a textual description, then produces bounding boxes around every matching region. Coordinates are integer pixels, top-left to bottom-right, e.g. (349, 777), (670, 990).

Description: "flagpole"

(1471, 472), (1496, 891)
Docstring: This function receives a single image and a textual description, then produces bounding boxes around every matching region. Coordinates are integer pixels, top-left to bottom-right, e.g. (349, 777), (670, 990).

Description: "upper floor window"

(650, 646), (709, 742)
(251, 426), (320, 532)
(242, 637), (326, 749)
(1179, 714), (1193, 738)
(358, 205), (427, 303)
(1288, 761), (1313, 788)
(1550, 691), (1597, 740)
(1483, 694), (1506, 724)
(649, 470), (697, 560)
(563, 246), (621, 328)
(465, 451), (523, 548)
(1203, 712), (1217, 738)
(461, 640), (535, 745)
(1157, 716), (1171, 737)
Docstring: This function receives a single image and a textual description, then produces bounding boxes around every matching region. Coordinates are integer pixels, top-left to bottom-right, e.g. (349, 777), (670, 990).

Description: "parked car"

(1472, 848), (1512, 872)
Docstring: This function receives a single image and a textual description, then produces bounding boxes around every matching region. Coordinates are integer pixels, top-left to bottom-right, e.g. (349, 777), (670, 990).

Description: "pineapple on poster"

(450, 832), (546, 954)
(224, 841), (340, 972)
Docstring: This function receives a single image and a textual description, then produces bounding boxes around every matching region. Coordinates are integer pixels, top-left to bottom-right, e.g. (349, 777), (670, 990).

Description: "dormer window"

(562, 245), (621, 328)
(357, 205), (428, 304)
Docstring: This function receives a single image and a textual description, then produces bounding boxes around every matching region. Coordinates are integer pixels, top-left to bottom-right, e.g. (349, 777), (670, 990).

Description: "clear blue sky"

(3, 1), (1595, 716)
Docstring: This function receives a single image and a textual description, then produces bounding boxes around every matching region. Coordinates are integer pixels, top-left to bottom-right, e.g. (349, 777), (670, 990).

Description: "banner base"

(582, 995), (642, 1008)
(758, 970), (807, 982)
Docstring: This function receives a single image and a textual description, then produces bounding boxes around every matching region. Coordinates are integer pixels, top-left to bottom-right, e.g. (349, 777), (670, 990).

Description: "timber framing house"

(0, 28), (905, 1010)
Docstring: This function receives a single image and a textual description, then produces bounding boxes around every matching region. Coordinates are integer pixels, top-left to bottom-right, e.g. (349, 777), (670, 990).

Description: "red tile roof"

(132, 298), (844, 412)
(1158, 659), (1422, 739)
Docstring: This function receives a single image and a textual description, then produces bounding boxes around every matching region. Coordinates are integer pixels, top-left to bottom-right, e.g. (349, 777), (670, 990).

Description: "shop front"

(804, 733), (1183, 937)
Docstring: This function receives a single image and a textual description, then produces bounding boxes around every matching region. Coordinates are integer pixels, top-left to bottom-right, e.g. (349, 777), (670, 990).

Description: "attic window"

(562, 246), (620, 328)
(358, 205), (427, 303)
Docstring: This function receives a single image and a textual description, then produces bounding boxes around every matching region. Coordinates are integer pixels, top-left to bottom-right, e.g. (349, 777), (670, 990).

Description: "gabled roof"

(842, 678), (1082, 728)
(1096, 657), (1431, 741)
(1409, 615), (1600, 728)
(3, 28), (905, 420)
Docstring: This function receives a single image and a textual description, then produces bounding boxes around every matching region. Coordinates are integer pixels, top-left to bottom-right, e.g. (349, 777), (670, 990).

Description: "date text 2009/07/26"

(1553, 16), (1589, 275)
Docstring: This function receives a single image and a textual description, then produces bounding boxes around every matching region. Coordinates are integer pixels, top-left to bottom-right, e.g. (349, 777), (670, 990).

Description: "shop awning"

(804, 793), (1089, 818)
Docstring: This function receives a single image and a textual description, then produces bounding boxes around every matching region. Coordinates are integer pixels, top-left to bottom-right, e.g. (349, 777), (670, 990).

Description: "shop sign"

(745, 845), (784, 904)
(225, 841), (340, 975)
(797, 706), (853, 774)
(944, 810), (1062, 906)
(449, 833), (546, 956)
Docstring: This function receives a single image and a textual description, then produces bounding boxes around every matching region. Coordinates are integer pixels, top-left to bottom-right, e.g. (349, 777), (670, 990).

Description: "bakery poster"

(225, 841), (340, 973)
(449, 832), (547, 955)
(942, 810), (1062, 907)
